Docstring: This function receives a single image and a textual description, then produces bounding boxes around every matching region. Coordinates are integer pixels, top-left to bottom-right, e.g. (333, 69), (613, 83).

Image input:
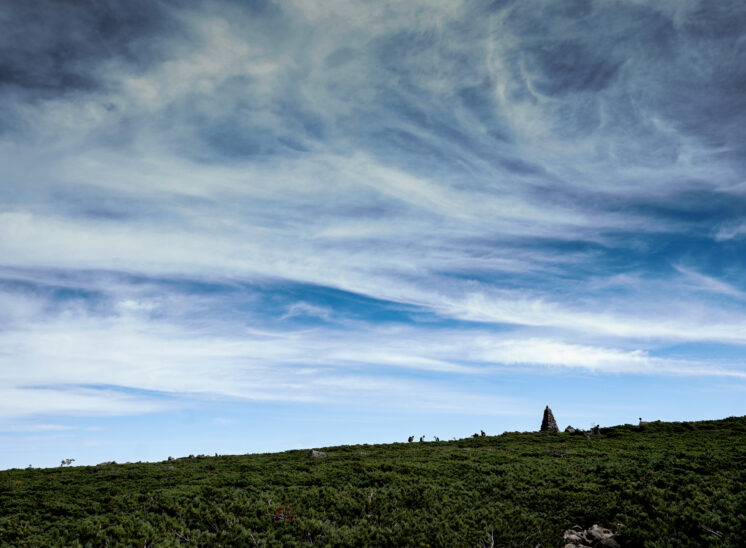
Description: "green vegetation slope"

(1, 416), (745, 546)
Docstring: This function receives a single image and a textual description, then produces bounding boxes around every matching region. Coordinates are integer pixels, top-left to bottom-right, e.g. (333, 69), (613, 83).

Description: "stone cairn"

(540, 405), (559, 432)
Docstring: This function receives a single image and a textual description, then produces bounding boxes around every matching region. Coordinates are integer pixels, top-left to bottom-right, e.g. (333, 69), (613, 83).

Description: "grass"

(1, 416), (745, 546)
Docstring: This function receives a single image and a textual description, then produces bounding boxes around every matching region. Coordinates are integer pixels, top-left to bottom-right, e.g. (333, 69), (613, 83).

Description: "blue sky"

(1, 0), (745, 469)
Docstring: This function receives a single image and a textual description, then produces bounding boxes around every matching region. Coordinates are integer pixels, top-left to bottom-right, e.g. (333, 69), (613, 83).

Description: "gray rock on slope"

(541, 405), (559, 432)
(308, 449), (327, 458)
(563, 524), (619, 548)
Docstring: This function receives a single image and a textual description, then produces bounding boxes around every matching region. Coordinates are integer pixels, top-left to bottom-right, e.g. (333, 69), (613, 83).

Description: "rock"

(565, 425), (576, 433)
(308, 449), (327, 458)
(563, 524), (618, 548)
(587, 524), (613, 541)
(540, 405), (559, 432)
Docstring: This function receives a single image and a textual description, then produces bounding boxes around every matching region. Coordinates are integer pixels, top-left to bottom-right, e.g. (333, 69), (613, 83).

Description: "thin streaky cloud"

(0, 0), (745, 467)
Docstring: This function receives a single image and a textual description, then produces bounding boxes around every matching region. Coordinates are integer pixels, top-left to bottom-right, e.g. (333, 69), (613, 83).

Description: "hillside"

(1, 416), (745, 547)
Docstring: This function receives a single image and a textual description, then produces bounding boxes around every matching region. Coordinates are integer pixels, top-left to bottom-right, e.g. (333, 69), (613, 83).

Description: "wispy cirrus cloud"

(2, 274), (745, 422)
(0, 0), (745, 440)
(714, 220), (746, 241)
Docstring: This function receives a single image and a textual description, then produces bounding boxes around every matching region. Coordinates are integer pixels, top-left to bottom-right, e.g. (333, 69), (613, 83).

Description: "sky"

(1, 0), (745, 470)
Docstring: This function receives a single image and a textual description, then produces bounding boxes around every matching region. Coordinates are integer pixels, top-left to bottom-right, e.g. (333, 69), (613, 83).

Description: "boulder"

(562, 524), (618, 548)
(565, 425), (576, 433)
(540, 405), (559, 432)
(587, 524), (613, 542)
(308, 449), (327, 458)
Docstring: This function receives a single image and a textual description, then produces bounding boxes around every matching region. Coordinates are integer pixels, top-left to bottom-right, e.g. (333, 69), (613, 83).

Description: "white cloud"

(119, 15), (283, 112)
(1, 299), (743, 421)
(0, 386), (169, 420)
(673, 265), (745, 299)
(0, 423), (77, 433)
(2, 203), (746, 348)
(1, 0), (746, 427)
(714, 220), (746, 241)
(469, 337), (743, 377)
(117, 299), (158, 312)
(280, 302), (331, 321)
